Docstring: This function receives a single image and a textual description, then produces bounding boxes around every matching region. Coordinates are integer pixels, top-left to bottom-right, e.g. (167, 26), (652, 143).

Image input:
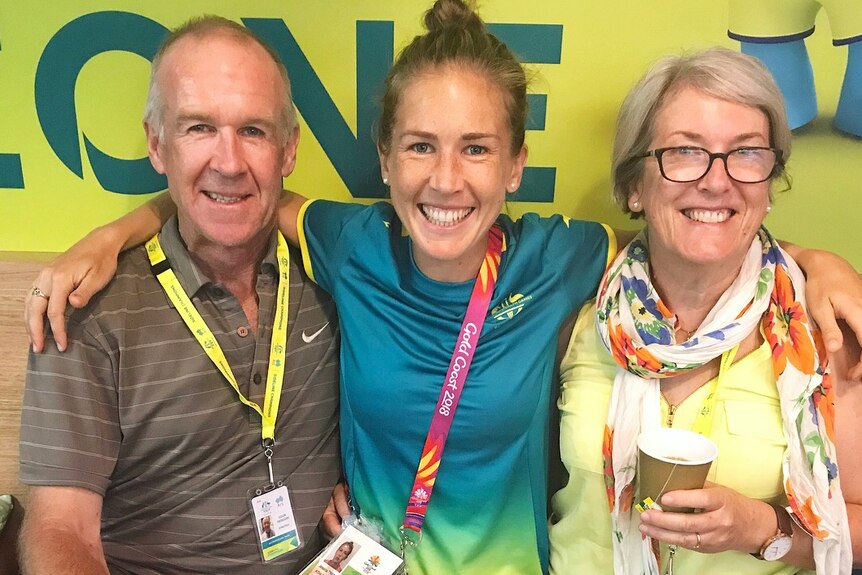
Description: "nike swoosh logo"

(301, 322), (330, 343)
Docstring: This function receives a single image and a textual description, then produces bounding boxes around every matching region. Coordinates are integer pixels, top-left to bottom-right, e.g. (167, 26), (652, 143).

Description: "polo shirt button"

(237, 326), (250, 337)
(253, 373), (262, 385)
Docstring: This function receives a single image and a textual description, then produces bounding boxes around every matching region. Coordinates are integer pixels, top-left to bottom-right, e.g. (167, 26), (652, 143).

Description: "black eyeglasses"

(640, 146), (783, 184)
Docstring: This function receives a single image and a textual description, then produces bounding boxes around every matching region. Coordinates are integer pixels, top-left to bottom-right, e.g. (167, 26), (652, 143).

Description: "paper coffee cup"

(637, 428), (718, 513)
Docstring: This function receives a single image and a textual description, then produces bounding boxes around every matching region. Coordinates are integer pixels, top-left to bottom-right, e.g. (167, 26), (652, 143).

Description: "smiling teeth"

(204, 191), (243, 204)
(421, 205), (474, 227)
(684, 209), (732, 223)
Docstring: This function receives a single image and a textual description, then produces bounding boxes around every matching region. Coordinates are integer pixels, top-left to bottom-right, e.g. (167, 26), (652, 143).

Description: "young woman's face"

(380, 65), (527, 282)
(333, 543), (351, 562)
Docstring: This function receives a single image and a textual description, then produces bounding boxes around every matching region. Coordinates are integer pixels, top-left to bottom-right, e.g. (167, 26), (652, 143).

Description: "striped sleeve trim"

(296, 198), (318, 284)
(600, 223), (617, 269)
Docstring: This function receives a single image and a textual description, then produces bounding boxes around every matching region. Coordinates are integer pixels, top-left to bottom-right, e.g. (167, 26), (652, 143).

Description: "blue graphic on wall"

(26, 12), (564, 200)
(0, 32), (25, 189)
(728, 0), (862, 137)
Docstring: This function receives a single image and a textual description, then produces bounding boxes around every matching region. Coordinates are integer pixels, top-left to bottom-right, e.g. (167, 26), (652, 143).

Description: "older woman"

(549, 48), (861, 574)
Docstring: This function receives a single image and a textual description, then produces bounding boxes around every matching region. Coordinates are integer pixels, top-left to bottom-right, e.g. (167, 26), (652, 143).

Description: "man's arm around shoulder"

(20, 486), (109, 575)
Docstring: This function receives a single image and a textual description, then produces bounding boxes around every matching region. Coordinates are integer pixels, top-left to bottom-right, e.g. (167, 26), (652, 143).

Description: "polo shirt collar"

(157, 216), (280, 300)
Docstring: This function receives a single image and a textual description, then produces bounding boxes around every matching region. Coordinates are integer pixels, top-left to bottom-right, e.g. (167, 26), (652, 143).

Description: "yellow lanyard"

(145, 233), (290, 446)
(659, 344), (739, 572)
(688, 344), (739, 436)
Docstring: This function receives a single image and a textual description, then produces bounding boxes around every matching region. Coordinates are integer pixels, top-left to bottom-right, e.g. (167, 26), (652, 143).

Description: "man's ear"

(281, 125), (301, 177)
(145, 121), (166, 174)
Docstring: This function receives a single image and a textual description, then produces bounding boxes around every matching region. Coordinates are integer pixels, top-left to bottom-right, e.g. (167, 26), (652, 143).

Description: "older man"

(18, 17), (340, 574)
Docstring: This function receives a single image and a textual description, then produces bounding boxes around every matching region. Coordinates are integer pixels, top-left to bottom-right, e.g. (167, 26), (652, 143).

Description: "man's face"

(146, 32), (298, 254)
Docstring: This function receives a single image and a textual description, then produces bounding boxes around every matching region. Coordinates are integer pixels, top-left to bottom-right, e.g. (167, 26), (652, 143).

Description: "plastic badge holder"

(297, 524), (405, 575)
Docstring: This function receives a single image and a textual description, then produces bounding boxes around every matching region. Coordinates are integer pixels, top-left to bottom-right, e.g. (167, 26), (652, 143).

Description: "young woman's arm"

(27, 213), (862, 376)
(27, 192), (174, 352)
(26, 190), (309, 352)
(784, 244), (862, 379)
(832, 320), (862, 565)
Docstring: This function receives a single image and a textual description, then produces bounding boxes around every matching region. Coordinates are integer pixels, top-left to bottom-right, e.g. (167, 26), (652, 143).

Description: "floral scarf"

(595, 227), (851, 574)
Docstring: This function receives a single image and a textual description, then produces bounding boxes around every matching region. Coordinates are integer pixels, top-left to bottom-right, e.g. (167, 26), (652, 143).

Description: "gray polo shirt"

(20, 218), (340, 574)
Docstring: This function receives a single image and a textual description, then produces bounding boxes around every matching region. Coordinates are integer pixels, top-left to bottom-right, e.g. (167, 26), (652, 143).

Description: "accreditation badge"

(249, 481), (302, 562)
(297, 525), (405, 575)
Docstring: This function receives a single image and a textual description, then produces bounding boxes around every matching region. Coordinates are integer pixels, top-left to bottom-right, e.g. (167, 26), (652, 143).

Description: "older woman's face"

(629, 86), (771, 270)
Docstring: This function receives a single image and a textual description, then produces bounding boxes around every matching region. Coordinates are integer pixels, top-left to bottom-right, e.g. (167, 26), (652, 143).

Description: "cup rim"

(637, 427), (719, 466)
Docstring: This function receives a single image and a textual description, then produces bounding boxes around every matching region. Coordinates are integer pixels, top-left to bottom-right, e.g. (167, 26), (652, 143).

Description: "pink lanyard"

(399, 225), (504, 553)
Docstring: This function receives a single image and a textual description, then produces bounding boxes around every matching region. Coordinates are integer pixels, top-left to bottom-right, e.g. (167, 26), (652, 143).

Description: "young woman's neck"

(414, 246), (487, 283)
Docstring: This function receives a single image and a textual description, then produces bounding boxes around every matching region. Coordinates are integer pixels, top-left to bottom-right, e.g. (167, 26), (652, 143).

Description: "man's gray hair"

(142, 16), (297, 138)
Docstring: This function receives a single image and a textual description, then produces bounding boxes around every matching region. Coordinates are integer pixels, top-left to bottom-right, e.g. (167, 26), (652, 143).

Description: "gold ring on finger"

(31, 286), (49, 300)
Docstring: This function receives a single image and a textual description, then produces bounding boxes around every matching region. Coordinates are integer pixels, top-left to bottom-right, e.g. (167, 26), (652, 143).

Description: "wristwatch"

(752, 502), (794, 561)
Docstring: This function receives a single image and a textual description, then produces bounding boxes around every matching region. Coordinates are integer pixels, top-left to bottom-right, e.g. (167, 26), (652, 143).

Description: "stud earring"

(766, 204), (772, 213)
(632, 200), (640, 210)
(382, 177), (389, 185)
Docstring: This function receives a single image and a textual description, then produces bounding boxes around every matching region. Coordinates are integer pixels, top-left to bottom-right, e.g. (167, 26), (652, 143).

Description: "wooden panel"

(0, 255), (55, 508)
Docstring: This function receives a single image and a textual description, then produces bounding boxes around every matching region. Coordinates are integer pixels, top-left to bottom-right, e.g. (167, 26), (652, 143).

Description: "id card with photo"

(249, 483), (302, 561)
(298, 525), (404, 575)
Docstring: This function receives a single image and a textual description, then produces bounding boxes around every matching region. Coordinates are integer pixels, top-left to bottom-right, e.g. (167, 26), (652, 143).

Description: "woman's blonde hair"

(612, 47), (791, 217)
